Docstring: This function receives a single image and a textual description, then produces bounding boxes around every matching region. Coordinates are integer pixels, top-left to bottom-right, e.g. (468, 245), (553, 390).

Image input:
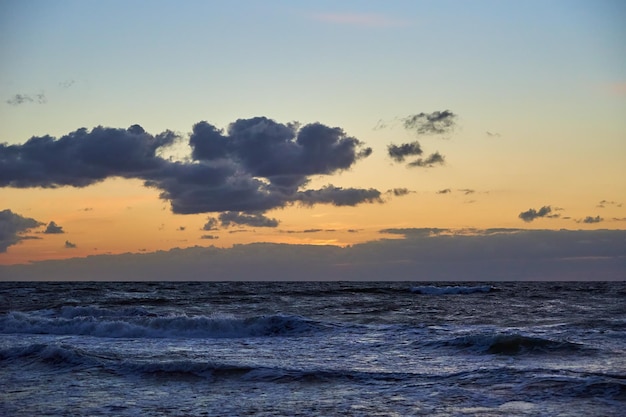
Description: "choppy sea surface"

(1, 281), (625, 416)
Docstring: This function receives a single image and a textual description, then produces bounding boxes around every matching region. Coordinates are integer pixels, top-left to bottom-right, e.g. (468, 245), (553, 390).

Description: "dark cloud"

(387, 141), (422, 162)
(386, 188), (412, 197)
(403, 110), (457, 136)
(458, 189), (475, 195)
(200, 235), (219, 240)
(486, 131), (501, 138)
(219, 212), (279, 228)
(597, 200), (622, 208)
(0, 209), (44, 252)
(177, 226), (186, 231)
(579, 216), (603, 224)
(1, 118), (380, 216)
(407, 152), (445, 168)
(6, 93), (47, 106)
(43, 221), (64, 234)
(8, 229), (623, 281)
(518, 206), (558, 222)
(295, 185), (382, 206)
(437, 188), (451, 194)
(0, 125), (177, 188)
(202, 217), (220, 231)
(64, 240), (77, 248)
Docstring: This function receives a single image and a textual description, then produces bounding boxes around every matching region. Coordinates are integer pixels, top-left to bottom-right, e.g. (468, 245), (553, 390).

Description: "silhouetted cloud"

(518, 206), (558, 222)
(219, 212), (279, 228)
(295, 185), (382, 206)
(64, 240), (77, 248)
(0, 125), (177, 188)
(486, 131), (501, 138)
(407, 152), (445, 168)
(43, 221), (64, 234)
(386, 188), (412, 197)
(200, 235), (219, 240)
(202, 218), (219, 231)
(403, 110), (457, 136)
(437, 188), (451, 194)
(0, 117), (381, 216)
(578, 215), (603, 224)
(7, 229), (623, 281)
(458, 188), (475, 195)
(387, 141), (422, 162)
(597, 200), (622, 208)
(6, 93), (47, 106)
(0, 209), (43, 252)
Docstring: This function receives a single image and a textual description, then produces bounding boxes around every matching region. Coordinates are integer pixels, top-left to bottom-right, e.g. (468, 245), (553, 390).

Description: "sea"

(1, 281), (624, 416)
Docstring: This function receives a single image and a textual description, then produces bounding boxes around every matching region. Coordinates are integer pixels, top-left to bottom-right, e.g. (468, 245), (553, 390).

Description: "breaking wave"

(0, 308), (323, 339)
(437, 333), (586, 355)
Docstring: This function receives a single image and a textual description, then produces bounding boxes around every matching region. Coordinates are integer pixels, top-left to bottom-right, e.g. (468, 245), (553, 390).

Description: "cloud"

(578, 215), (603, 224)
(518, 206), (558, 222)
(458, 189), (475, 195)
(59, 80), (75, 89)
(437, 188), (451, 194)
(202, 217), (220, 231)
(486, 131), (501, 138)
(386, 188), (412, 197)
(0, 117), (381, 216)
(0, 124), (177, 188)
(4, 229), (624, 281)
(64, 240), (77, 248)
(6, 93), (47, 106)
(597, 200), (622, 208)
(403, 110), (457, 136)
(311, 12), (407, 28)
(387, 141), (422, 162)
(295, 185), (382, 206)
(407, 152), (445, 168)
(0, 209), (44, 252)
(43, 221), (64, 234)
(200, 235), (219, 240)
(218, 212), (279, 228)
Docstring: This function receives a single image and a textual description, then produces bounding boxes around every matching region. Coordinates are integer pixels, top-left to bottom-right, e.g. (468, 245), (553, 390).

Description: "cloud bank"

(1, 117), (379, 216)
(2, 229), (623, 281)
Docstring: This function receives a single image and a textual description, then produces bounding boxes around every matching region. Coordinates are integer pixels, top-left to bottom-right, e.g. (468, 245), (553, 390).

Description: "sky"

(1, 0), (625, 280)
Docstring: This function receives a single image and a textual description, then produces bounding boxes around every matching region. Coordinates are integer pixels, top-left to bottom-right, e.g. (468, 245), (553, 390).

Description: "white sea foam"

(0, 310), (320, 339)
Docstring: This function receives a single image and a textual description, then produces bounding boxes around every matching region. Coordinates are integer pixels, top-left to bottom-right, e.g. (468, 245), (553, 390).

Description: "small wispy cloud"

(311, 12), (408, 28)
(6, 93), (47, 106)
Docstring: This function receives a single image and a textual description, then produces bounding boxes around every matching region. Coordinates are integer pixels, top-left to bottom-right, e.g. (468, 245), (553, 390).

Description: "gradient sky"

(1, 0), (625, 278)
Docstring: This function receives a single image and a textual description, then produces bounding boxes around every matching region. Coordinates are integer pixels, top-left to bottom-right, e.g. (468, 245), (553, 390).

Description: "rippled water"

(1, 281), (624, 416)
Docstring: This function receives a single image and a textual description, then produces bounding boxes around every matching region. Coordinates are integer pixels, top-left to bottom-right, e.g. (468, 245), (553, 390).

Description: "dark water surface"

(1, 281), (625, 416)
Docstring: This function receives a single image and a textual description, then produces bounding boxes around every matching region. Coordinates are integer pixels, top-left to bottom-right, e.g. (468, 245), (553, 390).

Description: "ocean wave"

(0, 310), (323, 339)
(437, 333), (585, 355)
(0, 343), (103, 368)
(410, 285), (495, 295)
(0, 343), (413, 383)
